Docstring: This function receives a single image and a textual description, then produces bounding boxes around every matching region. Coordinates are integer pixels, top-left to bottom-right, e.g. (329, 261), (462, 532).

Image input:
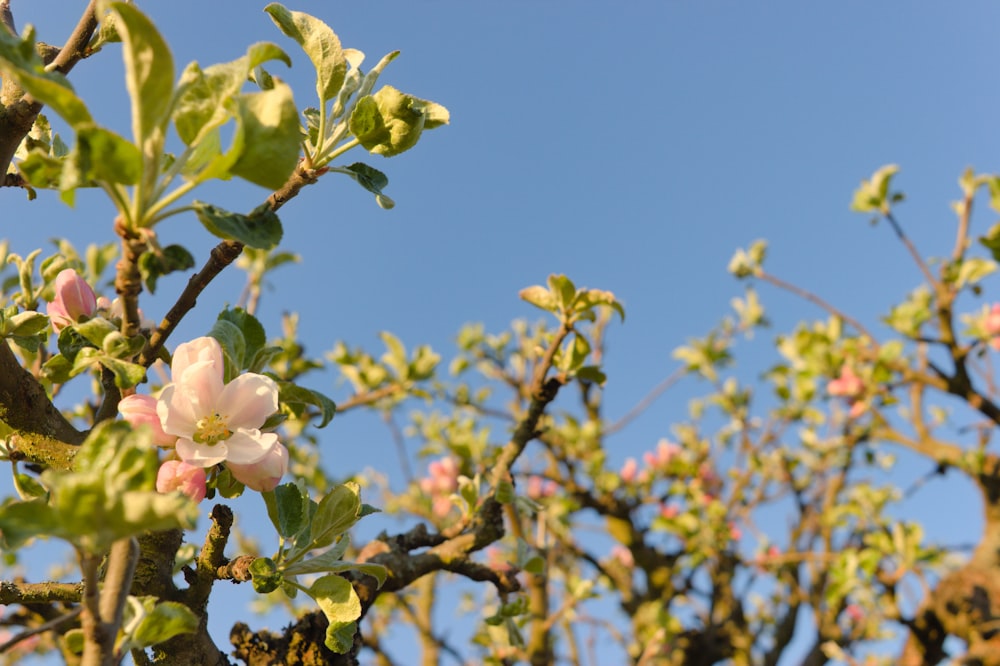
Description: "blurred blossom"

(610, 545), (634, 568)
(526, 475), (557, 499)
(620, 457), (638, 483)
(828, 365), (863, 398)
(47, 268), (97, 331)
(986, 303), (1000, 336)
(156, 460), (207, 502)
(420, 457), (460, 517)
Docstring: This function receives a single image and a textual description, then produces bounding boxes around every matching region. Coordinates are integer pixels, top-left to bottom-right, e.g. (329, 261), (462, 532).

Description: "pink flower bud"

(610, 545), (634, 568)
(620, 457), (638, 483)
(118, 394), (178, 448)
(845, 604), (864, 623)
(227, 443), (289, 492)
(828, 365), (864, 398)
(47, 269), (97, 331)
(991, 336), (1000, 352)
(526, 475), (557, 499)
(156, 460), (207, 502)
(986, 304), (1000, 336)
(659, 504), (679, 519)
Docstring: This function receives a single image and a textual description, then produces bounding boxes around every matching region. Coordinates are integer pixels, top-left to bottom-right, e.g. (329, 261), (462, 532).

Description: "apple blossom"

(156, 460), (207, 502)
(620, 457), (638, 483)
(157, 337), (280, 468)
(610, 545), (634, 568)
(228, 442), (289, 492)
(526, 475), (557, 499)
(827, 365), (863, 398)
(47, 268), (97, 331)
(419, 457), (459, 517)
(118, 394), (178, 448)
(986, 304), (1000, 336)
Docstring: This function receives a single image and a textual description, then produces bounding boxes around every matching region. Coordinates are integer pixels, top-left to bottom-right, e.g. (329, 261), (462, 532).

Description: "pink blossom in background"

(419, 457), (460, 517)
(610, 544), (634, 568)
(827, 365), (863, 398)
(620, 457), (638, 483)
(526, 475), (557, 499)
(157, 337), (280, 468)
(118, 394), (177, 448)
(986, 304), (1000, 336)
(47, 268), (97, 331)
(156, 460), (207, 502)
(659, 504), (679, 519)
(228, 443), (289, 492)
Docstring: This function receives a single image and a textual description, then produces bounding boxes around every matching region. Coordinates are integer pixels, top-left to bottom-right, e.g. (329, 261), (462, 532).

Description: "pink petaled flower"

(228, 443), (289, 492)
(157, 337), (280, 468)
(47, 268), (97, 331)
(419, 457), (460, 517)
(845, 604), (865, 624)
(118, 394), (178, 448)
(828, 365), (864, 398)
(659, 503), (679, 519)
(610, 544), (634, 568)
(986, 304), (1000, 336)
(620, 457), (638, 483)
(485, 546), (514, 573)
(156, 460), (207, 502)
(526, 475), (557, 499)
(646, 439), (680, 468)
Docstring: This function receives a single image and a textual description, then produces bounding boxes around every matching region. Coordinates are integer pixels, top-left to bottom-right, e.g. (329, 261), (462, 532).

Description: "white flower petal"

(224, 430), (279, 465)
(175, 438), (227, 467)
(170, 337), (224, 384)
(217, 373), (279, 430)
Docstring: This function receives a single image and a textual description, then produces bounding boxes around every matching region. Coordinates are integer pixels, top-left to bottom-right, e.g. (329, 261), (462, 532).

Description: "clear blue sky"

(4, 1), (1000, 663)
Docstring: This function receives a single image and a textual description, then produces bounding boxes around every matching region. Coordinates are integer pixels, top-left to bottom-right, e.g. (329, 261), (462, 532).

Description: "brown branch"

(138, 164), (325, 369)
(0, 0), (98, 176)
(0, 607), (81, 654)
(0, 580), (83, 605)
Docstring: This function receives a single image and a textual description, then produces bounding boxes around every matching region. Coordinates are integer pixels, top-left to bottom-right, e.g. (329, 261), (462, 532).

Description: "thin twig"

(605, 367), (685, 436)
(0, 606), (81, 653)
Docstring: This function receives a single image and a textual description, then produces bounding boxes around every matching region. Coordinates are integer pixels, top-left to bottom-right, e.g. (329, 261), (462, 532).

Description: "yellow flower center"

(193, 413), (232, 446)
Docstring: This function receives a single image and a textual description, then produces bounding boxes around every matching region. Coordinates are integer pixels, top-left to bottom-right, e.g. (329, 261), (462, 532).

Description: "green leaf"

(305, 574), (361, 654)
(0, 26), (93, 128)
(4, 311), (49, 337)
(349, 86), (450, 157)
(310, 483), (362, 549)
(109, 2), (174, 147)
(208, 318), (246, 381)
(227, 82), (301, 189)
(80, 126), (142, 188)
(278, 382), (338, 428)
(129, 600), (198, 649)
(193, 201), (283, 250)
(263, 483), (308, 539)
(174, 42), (291, 146)
(336, 162), (394, 209)
(249, 557), (283, 594)
(218, 308), (267, 365)
(97, 354), (147, 389)
(264, 4), (347, 103)
(851, 164), (901, 215)
(979, 222), (1000, 263)
(138, 244), (195, 294)
(519, 285), (557, 312)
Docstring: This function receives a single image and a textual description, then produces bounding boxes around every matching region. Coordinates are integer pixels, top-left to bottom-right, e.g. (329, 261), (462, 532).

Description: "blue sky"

(4, 1), (1000, 663)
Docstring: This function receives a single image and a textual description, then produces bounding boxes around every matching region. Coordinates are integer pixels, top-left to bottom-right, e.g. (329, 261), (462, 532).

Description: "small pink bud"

(986, 304), (1000, 336)
(659, 504), (679, 519)
(227, 443), (289, 492)
(526, 475), (556, 499)
(118, 394), (177, 448)
(991, 336), (1000, 352)
(845, 604), (864, 623)
(728, 522), (742, 541)
(610, 545), (634, 568)
(47, 269), (97, 331)
(620, 457), (638, 483)
(156, 460), (207, 502)
(828, 366), (864, 398)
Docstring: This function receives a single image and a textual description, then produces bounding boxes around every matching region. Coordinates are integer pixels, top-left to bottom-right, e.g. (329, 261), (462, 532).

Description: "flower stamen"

(193, 413), (232, 445)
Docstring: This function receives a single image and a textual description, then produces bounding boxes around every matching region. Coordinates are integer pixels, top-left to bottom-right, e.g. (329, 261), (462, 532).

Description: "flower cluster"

(620, 439), (681, 484)
(419, 457), (459, 517)
(827, 365), (866, 418)
(120, 337), (287, 500)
